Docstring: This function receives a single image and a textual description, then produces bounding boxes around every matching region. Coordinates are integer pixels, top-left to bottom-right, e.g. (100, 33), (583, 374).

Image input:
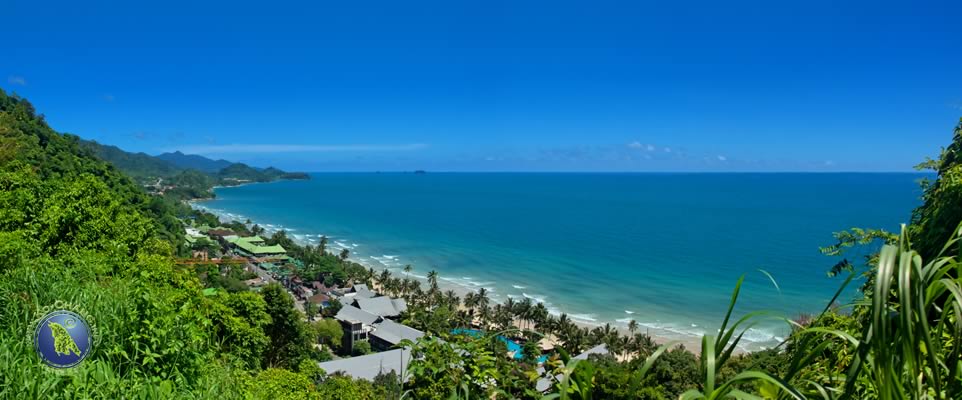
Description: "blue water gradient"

(197, 173), (923, 350)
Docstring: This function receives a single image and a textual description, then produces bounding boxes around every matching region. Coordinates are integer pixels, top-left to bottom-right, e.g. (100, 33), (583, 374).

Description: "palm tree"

(541, 314), (557, 336)
(476, 288), (490, 311)
(518, 298), (534, 331)
(566, 328), (588, 354)
(463, 292), (477, 313)
(443, 290), (459, 309)
(403, 264), (413, 277)
(628, 319), (638, 336)
(557, 313), (571, 335)
(504, 297), (517, 327)
(532, 302), (549, 332)
(599, 323), (617, 344)
(632, 333), (656, 357)
(619, 335), (632, 360)
(427, 269), (439, 290)
(378, 269), (391, 287)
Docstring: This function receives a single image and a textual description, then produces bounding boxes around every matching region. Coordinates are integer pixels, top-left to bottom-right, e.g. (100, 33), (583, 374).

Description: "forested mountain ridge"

(78, 137), (308, 192)
(157, 150), (233, 173)
(79, 140), (183, 179)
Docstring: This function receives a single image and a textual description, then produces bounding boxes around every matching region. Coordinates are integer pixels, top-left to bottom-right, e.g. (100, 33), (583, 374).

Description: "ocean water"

(196, 173), (923, 350)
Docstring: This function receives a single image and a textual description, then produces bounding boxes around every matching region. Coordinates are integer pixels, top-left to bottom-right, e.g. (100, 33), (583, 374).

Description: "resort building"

(351, 296), (408, 318)
(334, 305), (381, 350)
(368, 319), (423, 351)
(316, 348), (412, 382)
(226, 235), (287, 258)
(307, 293), (331, 309)
(310, 281), (333, 295)
(207, 228), (236, 239)
(294, 285), (313, 300)
(339, 283), (376, 299)
(184, 227), (208, 248)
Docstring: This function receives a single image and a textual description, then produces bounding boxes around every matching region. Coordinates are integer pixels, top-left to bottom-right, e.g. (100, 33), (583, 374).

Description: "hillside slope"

(157, 151), (233, 173)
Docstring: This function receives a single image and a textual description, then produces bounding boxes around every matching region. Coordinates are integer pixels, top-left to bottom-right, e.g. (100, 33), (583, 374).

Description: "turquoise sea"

(196, 173), (923, 350)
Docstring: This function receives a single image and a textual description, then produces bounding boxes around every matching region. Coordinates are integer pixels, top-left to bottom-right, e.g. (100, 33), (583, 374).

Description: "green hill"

(157, 151), (233, 173)
(79, 140), (184, 179)
(75, 136), (307, 194)
(0, 87), (281, 398)
(218, 163), (309, 183)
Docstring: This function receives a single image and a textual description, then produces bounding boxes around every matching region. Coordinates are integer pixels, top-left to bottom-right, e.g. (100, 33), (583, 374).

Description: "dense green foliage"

(0, 89), (316, 398)
(157, 151), (233, 173)
(218, 163), (310, 183)
(2, 88), (960, 399)
(910, 119), (962, 260)
(80, 140), (183, 179)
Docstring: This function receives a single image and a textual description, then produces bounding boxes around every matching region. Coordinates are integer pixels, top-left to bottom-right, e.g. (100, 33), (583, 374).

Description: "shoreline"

(188, 188), (781, 354)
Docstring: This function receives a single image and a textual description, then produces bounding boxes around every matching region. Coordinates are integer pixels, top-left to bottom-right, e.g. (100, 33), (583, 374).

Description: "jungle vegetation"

(1, 87), (960, 399)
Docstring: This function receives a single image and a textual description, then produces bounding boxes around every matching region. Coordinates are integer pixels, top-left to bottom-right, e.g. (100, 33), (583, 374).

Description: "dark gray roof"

(317, 348), (412, 381)
(536, 344), (610, 392)
(573, 343), (609, 360)
(354, 296), (402, 317)
(372, 319), (424, 346)
(346, 284), (376, 298)
(334, 305), (380, 325)
(391, 298), (408, 314)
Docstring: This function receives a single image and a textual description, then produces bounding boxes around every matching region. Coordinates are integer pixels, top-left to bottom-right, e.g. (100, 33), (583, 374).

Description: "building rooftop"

(371, 319), (424, 346)
(308, 293), (330, 305)
(334, 305), (381, 326)
(536, 343), (610, 392)
(354, 296), (404, 317)
(573, 343), (609, 360)
(317, 348), (412, 381)
(391, 298), (408, 314)
(229, 236), (286, 255)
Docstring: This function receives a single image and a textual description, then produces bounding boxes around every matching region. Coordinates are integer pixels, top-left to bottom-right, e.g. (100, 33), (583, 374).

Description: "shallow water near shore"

(195, 172), (922, 351)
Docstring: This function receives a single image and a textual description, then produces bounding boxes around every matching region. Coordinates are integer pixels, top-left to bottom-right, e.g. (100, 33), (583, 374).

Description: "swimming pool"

(451, 328), (549, 363)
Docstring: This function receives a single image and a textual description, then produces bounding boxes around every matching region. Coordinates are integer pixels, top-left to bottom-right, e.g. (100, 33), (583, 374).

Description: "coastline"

(192, 197), (737, 354)
(176, 171), (909, 355)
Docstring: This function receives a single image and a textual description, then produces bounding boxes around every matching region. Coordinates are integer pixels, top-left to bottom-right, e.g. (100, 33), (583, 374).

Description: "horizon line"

(291, 170), (931, 174)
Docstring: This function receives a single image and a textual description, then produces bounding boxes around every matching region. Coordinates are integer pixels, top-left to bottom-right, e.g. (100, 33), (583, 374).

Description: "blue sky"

(2, 0), (960, 172)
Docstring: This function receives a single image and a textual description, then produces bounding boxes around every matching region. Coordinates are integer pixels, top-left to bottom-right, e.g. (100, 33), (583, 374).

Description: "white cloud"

(824, 160), (835, 166)
(103, 94), (115, 102)
(168, 143), (429, 154)
(7, 76), (26, 86)
(663, 147), (671, 153)
(628, 141), (659, 152)
(717, 155), (727, 161)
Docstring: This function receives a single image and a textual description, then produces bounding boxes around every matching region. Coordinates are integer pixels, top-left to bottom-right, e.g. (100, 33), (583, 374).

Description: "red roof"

(308, 294), (330, 304)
